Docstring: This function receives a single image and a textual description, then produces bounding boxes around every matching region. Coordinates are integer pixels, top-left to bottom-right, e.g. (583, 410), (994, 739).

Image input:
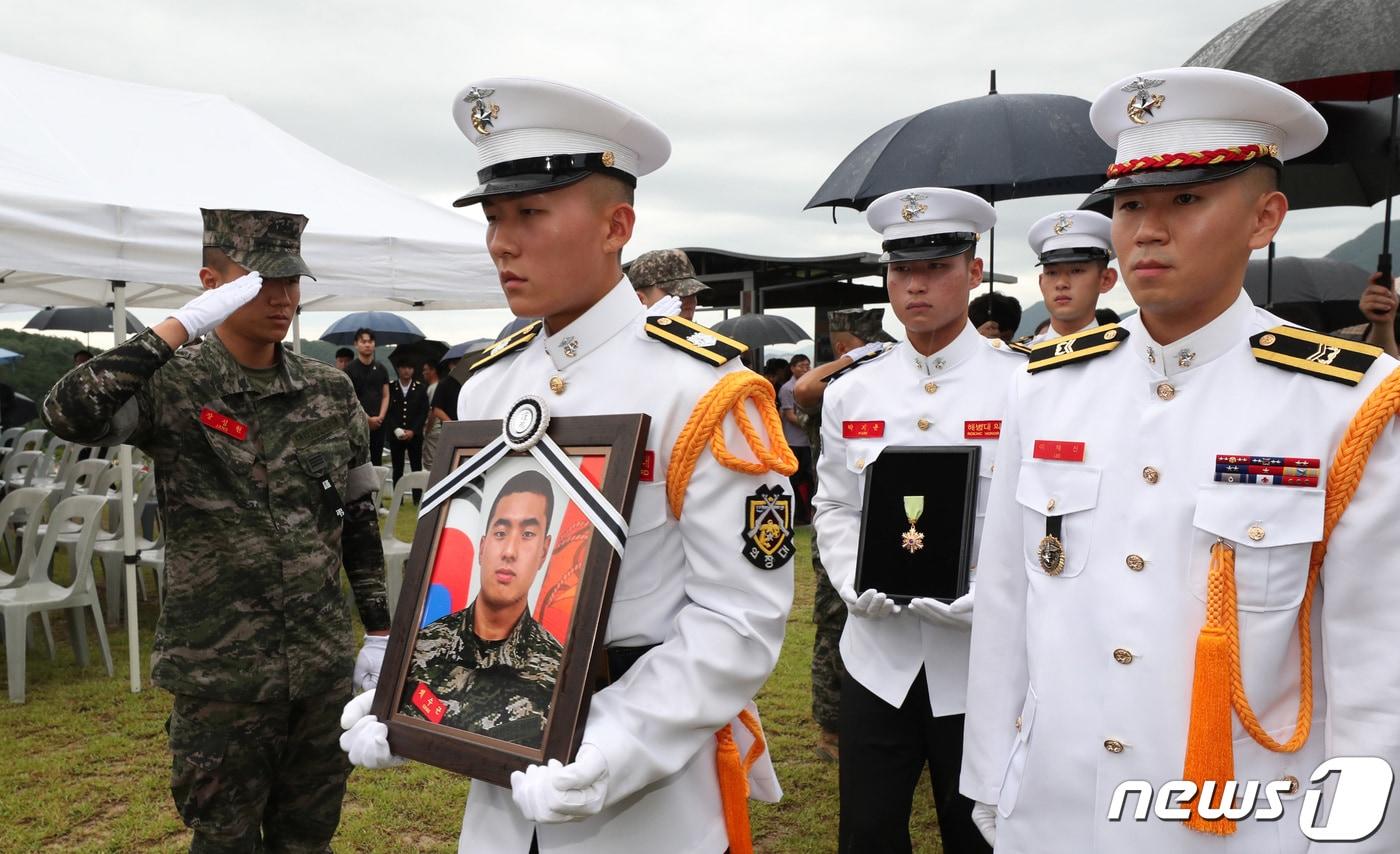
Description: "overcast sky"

(0, 0), (1389, 349)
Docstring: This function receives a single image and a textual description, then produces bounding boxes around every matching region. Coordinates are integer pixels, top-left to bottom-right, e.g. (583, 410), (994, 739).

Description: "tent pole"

(293, 306), (303, 355)
(112, 280), (141, 693)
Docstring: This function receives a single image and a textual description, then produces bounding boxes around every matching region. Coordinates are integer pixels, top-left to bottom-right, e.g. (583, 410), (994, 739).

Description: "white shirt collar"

(900, 321), (986, 376)
(543, 275), (644, 370)
(1032, 319), (1098, 346)
(1125, 290), (1255, 378)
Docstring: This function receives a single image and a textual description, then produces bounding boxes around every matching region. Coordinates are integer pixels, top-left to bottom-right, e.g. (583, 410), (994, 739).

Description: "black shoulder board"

(644, 315), (747, 366)
(450, 320), (543, 384)
(825, 344), (891, 384)
(1026, 324), (1128, 374)
(1008, 340), (1034, 356)
(1250, 326), (1381, 386)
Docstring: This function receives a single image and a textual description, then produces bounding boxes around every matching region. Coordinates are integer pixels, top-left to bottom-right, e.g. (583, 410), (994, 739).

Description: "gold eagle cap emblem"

(900, 192), (929, 223)
(1123, 77), (1166, 125)
(1053, 213), (1073, 235)
(465, 87), (501, 135)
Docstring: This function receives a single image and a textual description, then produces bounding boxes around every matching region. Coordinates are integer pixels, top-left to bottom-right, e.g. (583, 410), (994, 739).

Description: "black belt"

(595, 644), (659, 690)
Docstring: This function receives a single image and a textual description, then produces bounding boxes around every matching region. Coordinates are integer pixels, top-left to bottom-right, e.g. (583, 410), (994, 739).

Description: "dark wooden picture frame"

(854, 445), (980, 604)
(372, 413), (650, 786)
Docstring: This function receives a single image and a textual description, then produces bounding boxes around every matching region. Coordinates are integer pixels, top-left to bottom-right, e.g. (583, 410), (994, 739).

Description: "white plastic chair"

(0, 494), (113, 703)
(2, 450), (43, 491)
(37, 459), (117, 566)
(0, 427), (23, 461)
(95, 472), (160, 621)
(381, 469), (428, 614)
(0, 488), (51, 589)
(14, 429), (46, 454)
(26, 436), (71, 493)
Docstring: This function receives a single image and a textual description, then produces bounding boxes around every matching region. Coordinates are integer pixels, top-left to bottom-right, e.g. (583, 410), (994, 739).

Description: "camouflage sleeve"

(341, 388), (390, 632)
(41, 328), (171, 447)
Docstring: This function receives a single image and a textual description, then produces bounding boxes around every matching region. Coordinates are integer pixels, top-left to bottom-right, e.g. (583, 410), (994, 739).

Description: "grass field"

(1, 518), (943, 852)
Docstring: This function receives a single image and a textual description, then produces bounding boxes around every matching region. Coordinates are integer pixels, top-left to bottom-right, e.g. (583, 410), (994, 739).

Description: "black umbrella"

(806, 71), (1116, 284)
(710, 314), (810, 348)
(2, 392), (38, 428)
(25, 305), (147, 335)
(1285, 99), (1400, 210)
(1243, 256), (1371, 332)
(319, 311), (425, 346)
(1186, 0), (1400, 278)
(389, 339), (449, 369)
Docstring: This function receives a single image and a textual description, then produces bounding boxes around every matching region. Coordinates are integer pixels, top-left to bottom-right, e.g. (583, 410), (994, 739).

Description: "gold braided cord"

(666, 371), (798, 519)
(1228, 367), (1400, 752)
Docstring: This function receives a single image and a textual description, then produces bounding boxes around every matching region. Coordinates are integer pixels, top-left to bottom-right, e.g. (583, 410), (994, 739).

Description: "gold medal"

(901, 495), (925, 554)
(1037, 534), (1065, 575)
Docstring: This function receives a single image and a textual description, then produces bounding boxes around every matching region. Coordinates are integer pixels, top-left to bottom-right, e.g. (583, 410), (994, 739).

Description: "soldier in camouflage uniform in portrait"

(797, 308), (895, 762)
(630, 248), (710, 321)
(399, 470), (564, 749)
(43, 209), (390, 854)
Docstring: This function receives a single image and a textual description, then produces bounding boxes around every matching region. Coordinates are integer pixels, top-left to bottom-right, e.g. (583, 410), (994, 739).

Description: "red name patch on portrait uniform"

(1033, 439), (1085, 462)
(412, 682), (447, 724)
(199, 407), (248, 441)
(964, 420), (1002, 439)
(639, 450), (655, 482)
(843, 421), (886, 439)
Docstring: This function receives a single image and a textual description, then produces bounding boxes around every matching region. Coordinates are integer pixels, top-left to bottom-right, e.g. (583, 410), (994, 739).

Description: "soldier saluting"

(43, 209), (390, 853)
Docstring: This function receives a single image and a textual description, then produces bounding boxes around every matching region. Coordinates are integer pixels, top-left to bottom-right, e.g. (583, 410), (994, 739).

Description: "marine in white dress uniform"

(962, 67), (1400, 853)
(1024, 210), (1119, 348)
(341, 78), (795, 854)
(814, 187), (1021, 854)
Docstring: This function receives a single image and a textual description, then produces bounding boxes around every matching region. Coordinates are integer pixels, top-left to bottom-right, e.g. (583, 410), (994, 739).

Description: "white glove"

(971, 801), (997, 846)
(339, 689), (405, 769)
(170, 271), (263, 341)
(839, 583), (901, 619)
(907, 591), (975, 628)
(353, 634), (388, 692)
(510, 744), (609, 823)
(393, 427), (406, 440)
(646, 294), (683, 317)
(844, 341), (889, 363)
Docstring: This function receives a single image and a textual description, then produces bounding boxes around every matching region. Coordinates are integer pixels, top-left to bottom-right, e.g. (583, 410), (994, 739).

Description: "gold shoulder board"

(645, 315), (747, 366)
(1026, 324), (1128, 374)
(451, 320), (544, 384)
(1250, 326), (1381, 386)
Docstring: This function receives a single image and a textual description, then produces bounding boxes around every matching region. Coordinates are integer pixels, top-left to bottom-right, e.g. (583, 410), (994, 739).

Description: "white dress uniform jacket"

(962, 292), (1400, 853)
(813, 322), (1023, 715)
(456, 278), (793, 854)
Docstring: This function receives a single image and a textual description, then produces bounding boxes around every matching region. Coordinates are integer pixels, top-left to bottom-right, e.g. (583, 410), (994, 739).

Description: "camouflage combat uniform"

(42, 209), (388, 854)
(399, 603), (563, 749)
(811, 308), (892, 735)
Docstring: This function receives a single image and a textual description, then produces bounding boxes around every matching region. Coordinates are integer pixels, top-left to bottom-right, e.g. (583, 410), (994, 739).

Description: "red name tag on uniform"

(1033, 439), (1085, 462)
(639, 450), (655, 482)
(199, 407), (248, 441)
(964, 420), (1002, 439)
(412, 682), (446, 724)
(843, 421), (885, 439)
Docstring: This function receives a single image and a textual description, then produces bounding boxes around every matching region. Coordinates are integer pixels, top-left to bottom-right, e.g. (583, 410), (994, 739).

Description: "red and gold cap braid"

(1106, 143), (1280, 179)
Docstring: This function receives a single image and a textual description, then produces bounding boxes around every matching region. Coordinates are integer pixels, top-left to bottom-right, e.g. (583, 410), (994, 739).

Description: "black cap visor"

(879, 232), (978, 264)
(1092, 158), (1280, 196)
(453, 153), (637, 207)
(1036, 247), (1111, 266)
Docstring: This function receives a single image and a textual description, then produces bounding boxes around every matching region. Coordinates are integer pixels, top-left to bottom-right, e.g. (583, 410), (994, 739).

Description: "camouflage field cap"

(201, 208), (316, 280)
(629, 249), (708, 297)
(828, 308), (895, 344)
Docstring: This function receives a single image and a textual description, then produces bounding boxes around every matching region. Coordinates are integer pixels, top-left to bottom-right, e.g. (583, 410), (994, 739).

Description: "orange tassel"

(1181, 542), (1238, 834)
(714, 710), (767, 854)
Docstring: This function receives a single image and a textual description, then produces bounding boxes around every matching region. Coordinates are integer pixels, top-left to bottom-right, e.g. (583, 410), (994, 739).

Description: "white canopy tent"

(0, 51), (504, 691)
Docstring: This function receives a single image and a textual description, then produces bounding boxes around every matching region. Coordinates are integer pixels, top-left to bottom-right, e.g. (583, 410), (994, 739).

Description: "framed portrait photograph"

(854, 445), (980, 604)
(372, 405), (650, 786)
